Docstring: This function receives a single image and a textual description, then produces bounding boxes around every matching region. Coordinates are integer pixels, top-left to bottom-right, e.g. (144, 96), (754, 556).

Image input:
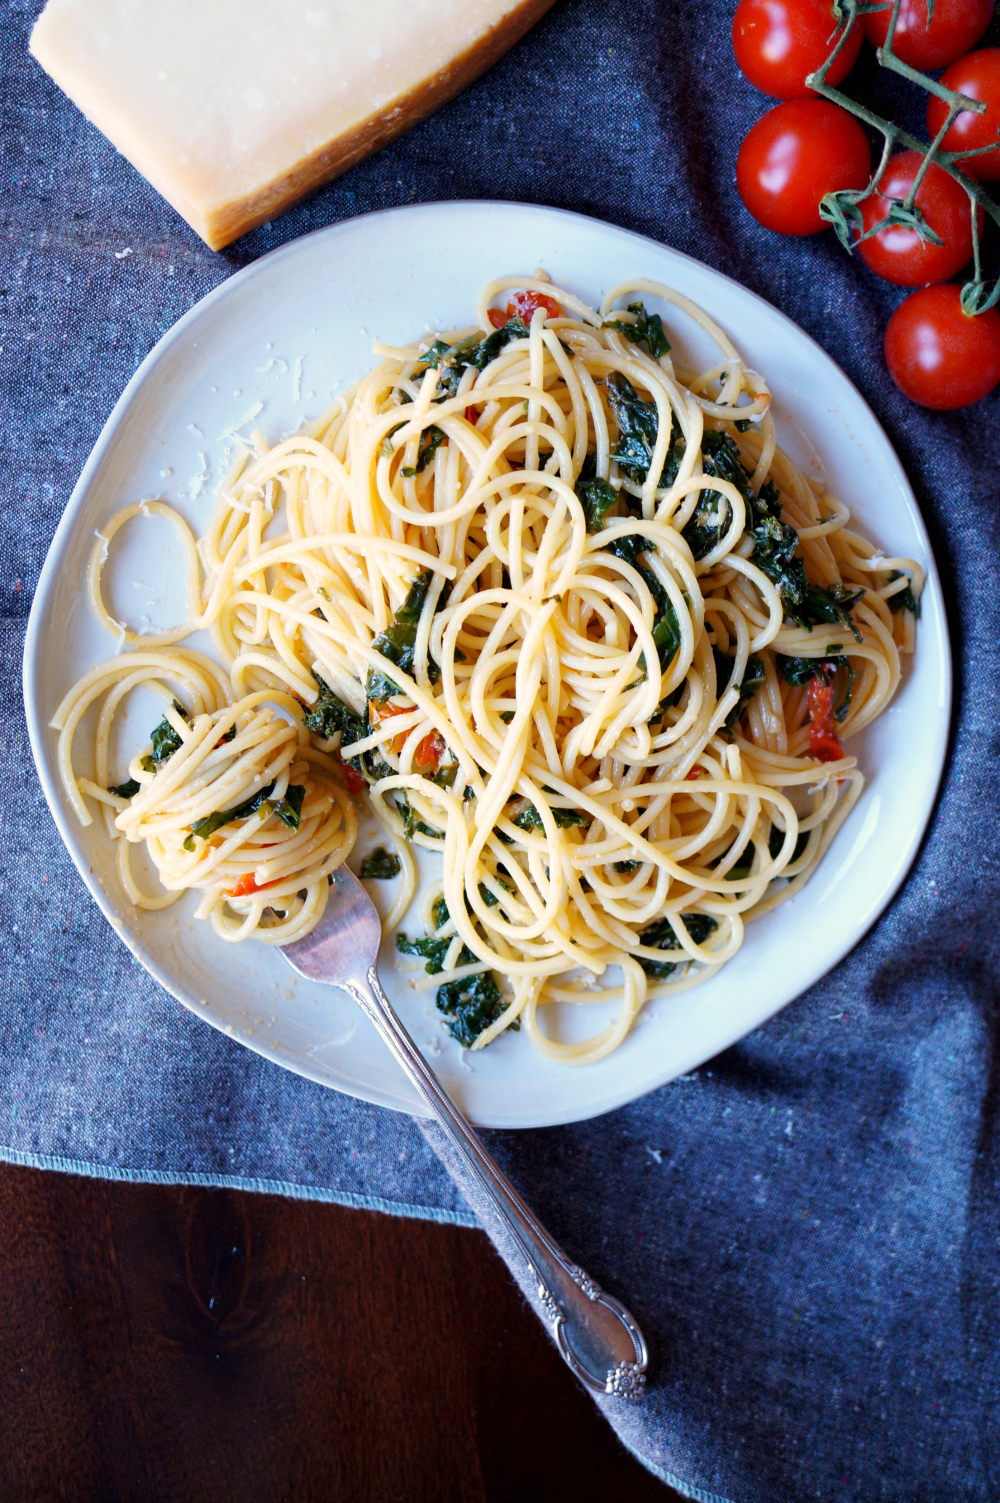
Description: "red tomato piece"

(334, 749), (365, 795)
(927, 49), (1000, 184)
(863, 0), (993, 71)
(414, 730), (446, 770)
(225, 871), (281, 899)
(732, 0), (863, 99)
(807, 679), (845, 762)
(856, 150), (982, 286)
(884, 283), (1000, 410)
(685, 765), (705, 780)
(369, 699), (411, 755)
(737, 99), (870, 235)
(488, 290), (563, 329)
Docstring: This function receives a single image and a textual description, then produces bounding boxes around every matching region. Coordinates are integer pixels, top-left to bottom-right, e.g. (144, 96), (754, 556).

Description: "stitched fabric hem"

(0, 1145), (479, 1227)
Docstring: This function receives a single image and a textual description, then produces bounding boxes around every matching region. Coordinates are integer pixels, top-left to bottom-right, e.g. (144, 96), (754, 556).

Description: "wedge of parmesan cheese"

(30, 0), (554, 251)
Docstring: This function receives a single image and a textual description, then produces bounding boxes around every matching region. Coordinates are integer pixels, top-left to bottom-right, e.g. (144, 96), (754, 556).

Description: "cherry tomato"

(807, 679), (845, 762)
(737, 99), (870, 235)
(488, 290), (562, 328)
(856, 150), (981, 286)
(225, 871), (280, 899)
(336, 752), (366, 795)
(863, 0), (993, 72)
(927, 49), (1000, 184)
(732, 0), (863, 98)
(413, 729), (446, 770)
(884, 283), (1000, 409)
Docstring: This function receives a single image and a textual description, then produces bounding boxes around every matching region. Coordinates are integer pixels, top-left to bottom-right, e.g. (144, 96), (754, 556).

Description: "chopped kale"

(713, 648), (765, 726)
(183, 779), (276, 852)
(635, 912), (719, 979)
(600, 528), (681, 672)
(500, 710), (516, 724)
(575, 453), (619, 531)
(603, 301), (671, 359)
(606, 372), (663, 482)
(512, 798), (590, 831)
(734, 418), (751, 432)
(768, 823), (810, 865)
(140, 701), (189, 772)
(108, 778), (140, 801)
(393, 791), (443, 841)
(888, 569), (920, 618)
(365, 668), (404, 701)
(436, 970), (507, 1047)
(777, 653), (856, 721)
(274, 785), (305, 830)
(367, 569), (452, 694)
(302, 672), (365, 744)
(417, 317), (530, 397)
(614, 859), (641, 874)
(431, 895), (450, 930)
(700, 431), (864, 640)
(396, 932), (461, 973)
(400, 426), (445, 477)
(360, 847), (401, 880)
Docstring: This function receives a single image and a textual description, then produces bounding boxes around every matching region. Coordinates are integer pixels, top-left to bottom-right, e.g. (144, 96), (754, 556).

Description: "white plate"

(23, 202), (951, 1129)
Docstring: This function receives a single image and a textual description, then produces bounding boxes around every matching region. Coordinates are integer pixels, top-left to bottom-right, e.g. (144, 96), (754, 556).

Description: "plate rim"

(23, 199), (953, 1127)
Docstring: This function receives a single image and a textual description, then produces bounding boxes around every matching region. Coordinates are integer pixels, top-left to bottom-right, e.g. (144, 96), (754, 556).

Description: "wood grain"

(0, 1164), (676, 1501)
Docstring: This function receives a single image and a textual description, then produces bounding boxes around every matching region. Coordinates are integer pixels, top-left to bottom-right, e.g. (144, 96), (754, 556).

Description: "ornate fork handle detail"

(346, 967), (649, 1400)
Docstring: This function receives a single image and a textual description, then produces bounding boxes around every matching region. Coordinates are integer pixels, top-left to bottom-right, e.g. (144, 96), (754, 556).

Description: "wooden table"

(0, 1163), (679, 1500)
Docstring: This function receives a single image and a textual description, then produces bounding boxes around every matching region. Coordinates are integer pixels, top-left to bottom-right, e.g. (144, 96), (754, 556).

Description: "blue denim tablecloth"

(4, 1), (1000, 1497)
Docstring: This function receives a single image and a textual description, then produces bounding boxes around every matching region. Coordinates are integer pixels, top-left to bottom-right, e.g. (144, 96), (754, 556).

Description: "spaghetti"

(52, 273), (921, 1060)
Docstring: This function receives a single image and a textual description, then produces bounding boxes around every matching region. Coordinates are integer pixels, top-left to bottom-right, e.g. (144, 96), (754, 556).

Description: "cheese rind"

(29, 0), (555, 251)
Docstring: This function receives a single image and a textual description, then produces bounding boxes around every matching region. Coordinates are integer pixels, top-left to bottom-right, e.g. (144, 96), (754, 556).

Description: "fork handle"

(346, 968), (648, 1401)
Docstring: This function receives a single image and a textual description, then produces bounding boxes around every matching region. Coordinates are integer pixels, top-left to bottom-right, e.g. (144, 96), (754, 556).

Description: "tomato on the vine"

(927, 49), (1000, 184)
(863, 0), (993, 72)
(855, 150), (982, 286)
(737, 99), (870, 235)
(884, 284), (1000, 409)
(732, 0), (863, 98)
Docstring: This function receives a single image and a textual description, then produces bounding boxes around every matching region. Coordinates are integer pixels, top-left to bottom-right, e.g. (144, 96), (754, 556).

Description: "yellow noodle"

(53, 275), (920, 1060)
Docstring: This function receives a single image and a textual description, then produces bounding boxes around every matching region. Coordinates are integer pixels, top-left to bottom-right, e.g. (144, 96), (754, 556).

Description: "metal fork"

(283, 865), (649, 1400)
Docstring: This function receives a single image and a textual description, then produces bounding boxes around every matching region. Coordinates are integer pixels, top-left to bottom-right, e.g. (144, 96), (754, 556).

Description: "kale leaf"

(600, 529), (682, 672)
(417, 318), (530, 397)
(635, 912), (719, 979)
(513, 797), (590, 831)
(700, 432), (864, 639)
(401, 426), (445, 477)
(575, 454), (619, 531)
(140, 701), (190, 772)
(302, 673), (365, 744)
(888, 569), (920, 618)
(768, 823), (810, 865)
(603, 301), (671, 359)
(274, 785), (305, 830)
(108, 779), (140, 801)
(183, 780), (276, 851)
(360, 847), (401, 880)
(436, 970), (507, 1047)
(367, 568), (453, 695)
(777, 653), (856, 722)
(393, 791), (443, 841)
(606, 372), (662, 482)
(713, 648), (765, 726)
(396, 932), (462, 973)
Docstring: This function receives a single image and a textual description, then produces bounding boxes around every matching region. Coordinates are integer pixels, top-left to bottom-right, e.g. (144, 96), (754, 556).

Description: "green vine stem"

(805, 0), (1000, 313)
